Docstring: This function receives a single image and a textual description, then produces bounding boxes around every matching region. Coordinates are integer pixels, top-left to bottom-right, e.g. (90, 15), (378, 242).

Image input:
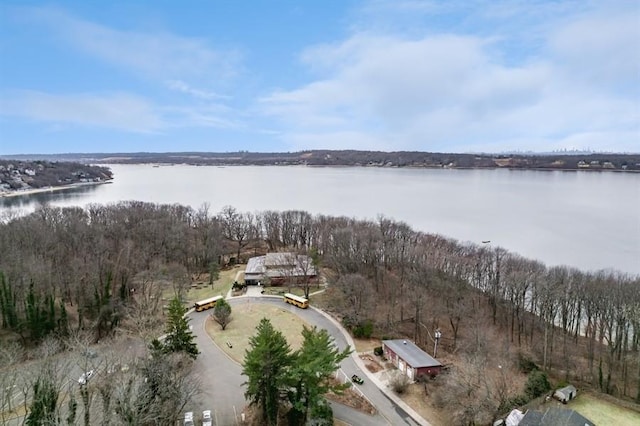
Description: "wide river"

(1, 164), (638, 276)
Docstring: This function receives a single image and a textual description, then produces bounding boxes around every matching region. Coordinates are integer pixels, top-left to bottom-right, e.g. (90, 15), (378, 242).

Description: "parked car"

(183, 411), (194, 426)
(78, 370), (94, 386)
(351, 374), (364, 385)
(202, 409), (212, 426)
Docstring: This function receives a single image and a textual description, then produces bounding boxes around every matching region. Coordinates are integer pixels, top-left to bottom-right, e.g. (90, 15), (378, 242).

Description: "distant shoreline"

(113, 162), (640, 173)
(0, 181), (111, 199)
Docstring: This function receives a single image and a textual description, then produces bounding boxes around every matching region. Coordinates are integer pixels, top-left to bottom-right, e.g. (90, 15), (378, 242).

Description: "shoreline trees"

(0, 202), (638, 421)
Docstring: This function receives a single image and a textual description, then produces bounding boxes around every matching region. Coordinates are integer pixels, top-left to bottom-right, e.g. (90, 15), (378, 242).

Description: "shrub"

(390, 372), (411, 394)
(518, 353), (539, 374)
(308, 400), (333, 426)
(500, 394), (529, 412)
(373, 346), (383, 356)
(353, 320), (374, 338)
(525, 370), (551, 399)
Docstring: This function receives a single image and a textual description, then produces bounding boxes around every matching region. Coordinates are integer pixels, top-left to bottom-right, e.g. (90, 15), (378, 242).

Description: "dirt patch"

(352, 338), (381, 353)
(325, 378), (377, 416)
(399, 382), (448, 426)
(205, 302), (310, 363)
(359, 354), (384, 373)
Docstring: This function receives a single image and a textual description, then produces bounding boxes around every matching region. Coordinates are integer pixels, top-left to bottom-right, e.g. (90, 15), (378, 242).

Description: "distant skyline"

(1, 1), (638, 155)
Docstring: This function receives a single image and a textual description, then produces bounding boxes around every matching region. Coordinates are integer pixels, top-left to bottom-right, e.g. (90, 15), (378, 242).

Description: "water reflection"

(0, 184), (103, 209)
(0, 165), (637, 275)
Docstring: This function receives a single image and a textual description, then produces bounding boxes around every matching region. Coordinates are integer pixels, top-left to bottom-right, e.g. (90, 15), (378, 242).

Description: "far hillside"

(2, 150), (639, 171)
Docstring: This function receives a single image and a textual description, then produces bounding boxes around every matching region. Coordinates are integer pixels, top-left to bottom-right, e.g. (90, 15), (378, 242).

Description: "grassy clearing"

(352, 338), (381, 353)
(205, 302), (310, 363)
(569, 393), (640, 426)
(161, 265), (243, 306)
(398, 383), (447, 426)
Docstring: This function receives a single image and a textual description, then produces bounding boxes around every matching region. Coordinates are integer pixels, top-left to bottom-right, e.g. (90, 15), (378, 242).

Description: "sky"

(0, 0), (638, 155)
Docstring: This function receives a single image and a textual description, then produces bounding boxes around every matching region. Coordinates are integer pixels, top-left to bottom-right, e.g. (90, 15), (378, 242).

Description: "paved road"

(189, 296), (422, 426)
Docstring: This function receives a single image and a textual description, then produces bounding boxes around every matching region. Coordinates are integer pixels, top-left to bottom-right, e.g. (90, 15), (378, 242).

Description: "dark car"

(351, 374), (364, 385)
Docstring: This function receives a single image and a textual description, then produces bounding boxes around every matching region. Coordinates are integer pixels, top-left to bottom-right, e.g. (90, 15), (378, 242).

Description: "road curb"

(309, 305), (432, 426)
(191, 291), (432, 426)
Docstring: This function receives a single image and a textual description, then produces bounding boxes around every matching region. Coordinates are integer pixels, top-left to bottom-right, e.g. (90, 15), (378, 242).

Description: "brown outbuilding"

(382, 339), (442, 380)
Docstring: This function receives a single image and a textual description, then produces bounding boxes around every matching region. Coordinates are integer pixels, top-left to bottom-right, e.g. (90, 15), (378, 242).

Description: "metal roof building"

(244, 253), (317, 285)
(382, 339), (442, 380)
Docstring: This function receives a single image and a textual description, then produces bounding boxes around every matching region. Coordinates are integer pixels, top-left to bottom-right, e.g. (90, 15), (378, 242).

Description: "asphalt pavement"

(188, 290), (429, 426)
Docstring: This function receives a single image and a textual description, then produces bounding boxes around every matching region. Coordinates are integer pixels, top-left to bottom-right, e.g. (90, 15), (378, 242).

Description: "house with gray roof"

(382, 339), (442, 381)
(519, 407), (594, 426)
(244, 252), (317, 285)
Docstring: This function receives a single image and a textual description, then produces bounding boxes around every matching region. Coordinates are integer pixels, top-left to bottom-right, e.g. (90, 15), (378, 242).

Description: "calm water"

(2, 164), (639, 275)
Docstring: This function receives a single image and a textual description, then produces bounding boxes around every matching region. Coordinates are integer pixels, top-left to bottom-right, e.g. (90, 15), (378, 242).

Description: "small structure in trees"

(382, 339), (442, 380)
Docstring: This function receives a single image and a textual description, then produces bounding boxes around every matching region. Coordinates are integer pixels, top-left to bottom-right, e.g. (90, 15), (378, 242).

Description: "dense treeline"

(0, 160), (112, 191)
(4, 150), (640, 170)
(0, 202), (638, 422)
(0, 202), (225, 343)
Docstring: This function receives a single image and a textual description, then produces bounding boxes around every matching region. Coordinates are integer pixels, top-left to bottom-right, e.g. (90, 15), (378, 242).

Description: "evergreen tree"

(0, 272), (19, 330)
(25, 282), (44, 340)
(26, 374), (59, 426)
(212, 297), (232, 330)
(66, 391), (78, 425)
(208, 261), (220, 287)
(163, 297), (199, 359)
(525, 370), (551, 399)
(242, 318), (292, 426)
(287, 326), (352, 425)
(57, 300), (69, 337)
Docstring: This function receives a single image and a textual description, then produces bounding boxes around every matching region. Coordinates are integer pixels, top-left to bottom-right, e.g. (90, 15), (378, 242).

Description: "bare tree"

(211, 298), (232, 330)
(219, 206), (256, 263)
(334, 274), (374, 326)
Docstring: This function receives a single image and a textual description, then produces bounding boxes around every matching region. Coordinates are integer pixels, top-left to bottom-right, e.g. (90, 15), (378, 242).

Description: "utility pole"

(434, 329), (442, 358)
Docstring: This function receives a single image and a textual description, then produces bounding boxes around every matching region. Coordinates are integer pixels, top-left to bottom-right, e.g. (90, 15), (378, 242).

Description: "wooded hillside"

(0, 203), (638, 424)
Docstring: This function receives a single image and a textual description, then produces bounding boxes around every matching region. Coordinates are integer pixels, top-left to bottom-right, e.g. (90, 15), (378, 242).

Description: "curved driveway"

(189, 295), (424, 426)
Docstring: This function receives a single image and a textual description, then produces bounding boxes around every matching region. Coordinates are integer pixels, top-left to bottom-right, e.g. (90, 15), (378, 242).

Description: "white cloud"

(260, 2), (640, 153)
(549, 9), (640, 89)
(0, 91), (163, 133)
(162, 104), (239, 130)
(0, 90), (243, 133)
(165, 80), (230, 100)
(25, 7), (240, 82)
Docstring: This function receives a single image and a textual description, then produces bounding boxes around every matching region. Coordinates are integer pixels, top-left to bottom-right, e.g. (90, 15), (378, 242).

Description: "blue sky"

(0, 0), (638, 154)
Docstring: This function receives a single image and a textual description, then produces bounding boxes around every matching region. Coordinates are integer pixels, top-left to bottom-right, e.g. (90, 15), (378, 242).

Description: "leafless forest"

(0, 202), (638, 424)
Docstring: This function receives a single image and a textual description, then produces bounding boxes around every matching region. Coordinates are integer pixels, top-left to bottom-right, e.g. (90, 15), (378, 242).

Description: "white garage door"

(407, 367), (414, 380)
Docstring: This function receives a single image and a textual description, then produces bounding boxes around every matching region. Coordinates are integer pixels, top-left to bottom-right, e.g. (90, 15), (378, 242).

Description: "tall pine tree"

(163, 297), (199, 359)
(287, 326), (352, 425)
(242, 318), (292, 426)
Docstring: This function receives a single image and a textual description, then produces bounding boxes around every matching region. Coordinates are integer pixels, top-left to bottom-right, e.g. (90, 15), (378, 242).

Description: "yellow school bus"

(283, 293), (309, 309)
(194, 295), (223, 312)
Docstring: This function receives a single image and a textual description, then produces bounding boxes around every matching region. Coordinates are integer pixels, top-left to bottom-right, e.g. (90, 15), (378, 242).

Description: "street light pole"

(434, 329), (442, 358)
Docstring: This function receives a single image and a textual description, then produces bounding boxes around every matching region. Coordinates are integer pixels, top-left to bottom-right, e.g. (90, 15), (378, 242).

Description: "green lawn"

(205, 302), (310, 363)
(161, 265), (243, 306)
(569, 393), (640, 426)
